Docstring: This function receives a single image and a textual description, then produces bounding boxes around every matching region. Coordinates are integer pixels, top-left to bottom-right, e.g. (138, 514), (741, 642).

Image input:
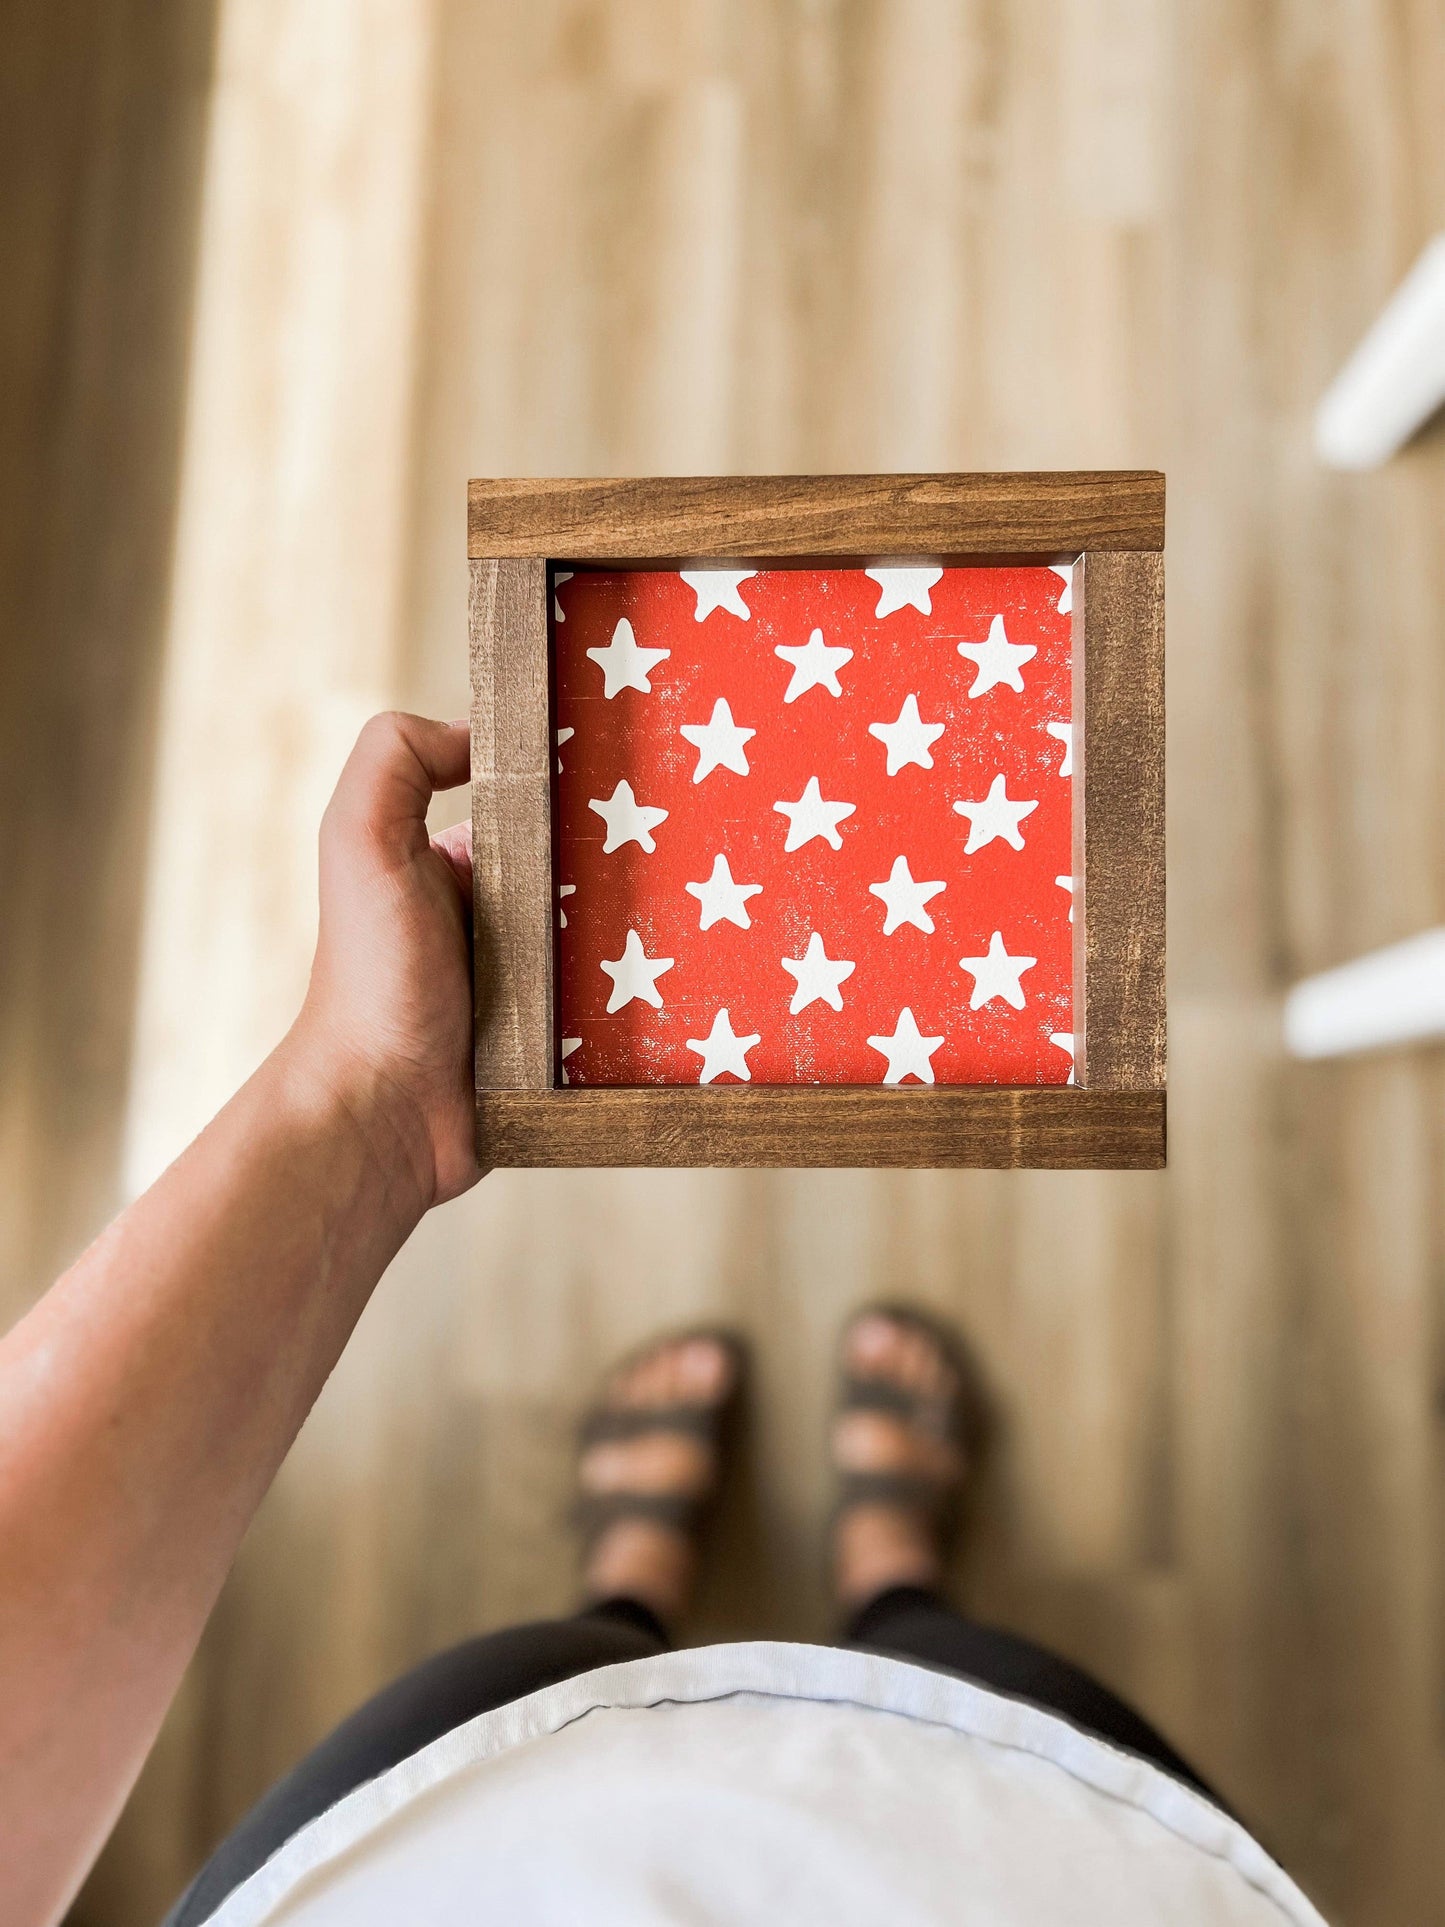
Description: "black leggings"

(166, 1589), (1216, 1925)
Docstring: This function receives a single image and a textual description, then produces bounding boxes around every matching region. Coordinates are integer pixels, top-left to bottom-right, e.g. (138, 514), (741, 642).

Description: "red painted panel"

(553, 564), (1073, 1086)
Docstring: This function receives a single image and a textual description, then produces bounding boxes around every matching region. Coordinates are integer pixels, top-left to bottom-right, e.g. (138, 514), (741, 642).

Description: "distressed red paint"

(553, 565), (1073, 1086)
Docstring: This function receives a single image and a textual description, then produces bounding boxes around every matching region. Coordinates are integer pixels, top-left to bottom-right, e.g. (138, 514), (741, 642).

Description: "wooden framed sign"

(470, 473), (1164, 1169)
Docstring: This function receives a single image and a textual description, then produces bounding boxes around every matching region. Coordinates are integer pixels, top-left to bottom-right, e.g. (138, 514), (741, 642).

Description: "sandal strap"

(579, 1403), (722, 1449)
(838, 1375), (951, 1431)
(573, 1489), (707, 1546)
(574, 1409), (724, 1548)
(833, 1469), (954, 1520)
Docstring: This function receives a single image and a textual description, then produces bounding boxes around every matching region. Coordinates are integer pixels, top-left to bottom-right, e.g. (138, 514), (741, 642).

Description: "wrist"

(269, 1017), (437, 1230)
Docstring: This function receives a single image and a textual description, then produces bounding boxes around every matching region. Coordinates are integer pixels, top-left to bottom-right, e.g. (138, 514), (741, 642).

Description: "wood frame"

(470, 473), (1165, 1168)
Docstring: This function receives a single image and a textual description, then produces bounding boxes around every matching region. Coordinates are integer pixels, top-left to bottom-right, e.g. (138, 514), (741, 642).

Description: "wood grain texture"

(468, 471), (1164, 560)
(470, 558), (552, 1090)
(478, 1088), (1165, 1169)
(1071, 553), (1094, 1084)
(1077, 551), (1166, 1089)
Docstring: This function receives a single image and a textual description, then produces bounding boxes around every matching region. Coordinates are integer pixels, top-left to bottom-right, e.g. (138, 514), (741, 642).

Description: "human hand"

(289, 712), (483, 1210)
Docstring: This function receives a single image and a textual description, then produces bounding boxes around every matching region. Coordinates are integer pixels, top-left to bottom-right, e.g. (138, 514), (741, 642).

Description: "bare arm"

(0, 714), (482, 1927)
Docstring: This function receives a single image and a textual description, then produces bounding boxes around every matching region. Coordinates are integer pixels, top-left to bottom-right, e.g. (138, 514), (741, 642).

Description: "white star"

(686, 1007), (761, 1083)
(869, 856), (946, 935)
(600, 930), (674, 1012)
(586, 616), (670, 697)
(588, 779), (668, 854)
(951, 773), (1038, 854)
(1055, 875), (1074, 923)
(867, 1007), (944, 1084)
(1045, 720), (1073, 777)
(1049, 561), (1075, 616)
(679, 697), (755, 782)
(958, 930), (1037, 1010)
(556, 725), (574, 774)
(558, 882), (576, 928)
(1049, 1031), (1076, 1084)
(866, 565), (944, 618)
(560, 1036), (582, 1084)
(553, 570), (574, 620)
(773, 776), (856, 852)
(868, 693), (945, 775)
(781, 931), (856, 1014)
(685, 854), (762, 931)
(775, 627), (852, 703)
(957, 613), (1036, 697)
(680, 569), (757, 621)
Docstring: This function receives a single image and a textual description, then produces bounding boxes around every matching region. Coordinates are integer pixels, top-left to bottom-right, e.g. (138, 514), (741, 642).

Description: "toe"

(845, 1313), (957, 1407)
(677, 1336), (733, 1401)
(605, 1333), (735, 1411)
(847, 1313), (900, 1372)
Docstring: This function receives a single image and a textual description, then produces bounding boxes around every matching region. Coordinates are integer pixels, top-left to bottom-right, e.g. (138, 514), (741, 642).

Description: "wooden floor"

(4, 3), (1445, 1922)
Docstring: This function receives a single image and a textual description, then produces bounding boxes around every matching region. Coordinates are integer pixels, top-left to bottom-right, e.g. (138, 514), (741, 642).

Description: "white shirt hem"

(203, 1640), (1325, 1927)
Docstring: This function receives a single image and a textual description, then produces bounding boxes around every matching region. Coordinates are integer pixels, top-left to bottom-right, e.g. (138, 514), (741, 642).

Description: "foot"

(577, 1332), (742, 1628)
(830, 1309), (971, 1613)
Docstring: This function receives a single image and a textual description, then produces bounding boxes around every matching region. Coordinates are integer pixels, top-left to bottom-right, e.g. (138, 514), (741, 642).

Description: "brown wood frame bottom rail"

(476, 1088), (1166, 1169)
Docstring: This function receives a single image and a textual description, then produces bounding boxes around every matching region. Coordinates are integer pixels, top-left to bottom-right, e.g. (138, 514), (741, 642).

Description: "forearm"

(0, 711), (478, 1924)
(0, 1031), (427, 1923)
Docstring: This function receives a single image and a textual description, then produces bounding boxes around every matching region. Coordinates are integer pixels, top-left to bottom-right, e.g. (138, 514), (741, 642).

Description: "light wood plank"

(469, 557), (552, 1091)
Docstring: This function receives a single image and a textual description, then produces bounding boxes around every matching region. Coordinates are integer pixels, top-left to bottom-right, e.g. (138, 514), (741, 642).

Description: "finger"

(327, 713), (470, 851)
(351, 711), (469, 795)
(431, 819), (473, 904)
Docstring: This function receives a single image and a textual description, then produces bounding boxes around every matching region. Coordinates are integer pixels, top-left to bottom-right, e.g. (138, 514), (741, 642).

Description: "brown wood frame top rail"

(467, 472), (1166, 559)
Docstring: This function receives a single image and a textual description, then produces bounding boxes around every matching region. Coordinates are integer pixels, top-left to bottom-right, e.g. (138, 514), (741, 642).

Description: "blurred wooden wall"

(3, 5), (1445, 1925)
(0, 4), (214, 1332)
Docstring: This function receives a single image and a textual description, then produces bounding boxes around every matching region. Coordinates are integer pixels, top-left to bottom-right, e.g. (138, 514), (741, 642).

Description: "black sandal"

(574, 1329), (747, 1576)
(831, 1306), (981, 1551)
